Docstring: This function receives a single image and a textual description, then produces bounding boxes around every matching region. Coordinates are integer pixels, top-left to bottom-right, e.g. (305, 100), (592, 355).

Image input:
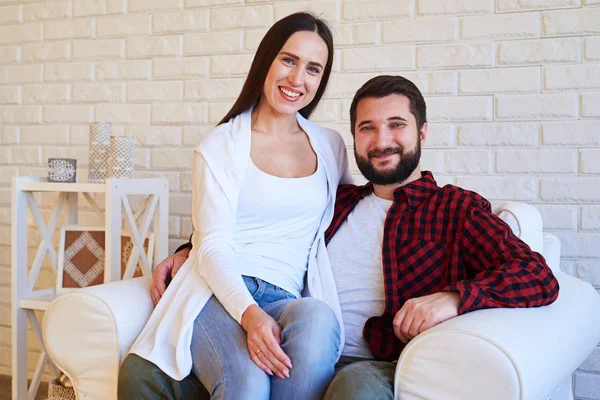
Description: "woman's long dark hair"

(218, 12), (334, 125)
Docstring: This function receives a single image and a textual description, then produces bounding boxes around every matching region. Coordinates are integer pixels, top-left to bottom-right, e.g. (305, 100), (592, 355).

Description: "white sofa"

(42, 201), (600, 400)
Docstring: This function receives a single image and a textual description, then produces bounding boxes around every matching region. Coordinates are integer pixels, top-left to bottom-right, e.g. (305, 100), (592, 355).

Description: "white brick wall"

(0, 0), (599, 396)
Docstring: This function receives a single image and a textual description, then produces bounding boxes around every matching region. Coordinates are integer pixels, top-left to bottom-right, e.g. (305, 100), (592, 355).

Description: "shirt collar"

(355, 171), (439, 208)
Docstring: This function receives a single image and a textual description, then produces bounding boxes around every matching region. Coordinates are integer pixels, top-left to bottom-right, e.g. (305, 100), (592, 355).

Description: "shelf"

(20, 291), (62, 311)
(20, 181), (106, 193)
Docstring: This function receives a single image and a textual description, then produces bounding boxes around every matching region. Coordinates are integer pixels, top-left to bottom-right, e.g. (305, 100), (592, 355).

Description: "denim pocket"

(242, 275), (261, 297)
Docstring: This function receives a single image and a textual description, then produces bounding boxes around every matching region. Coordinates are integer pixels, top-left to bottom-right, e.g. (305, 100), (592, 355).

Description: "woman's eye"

(282, 57), (295, 65)
(308, 66), (320, 74)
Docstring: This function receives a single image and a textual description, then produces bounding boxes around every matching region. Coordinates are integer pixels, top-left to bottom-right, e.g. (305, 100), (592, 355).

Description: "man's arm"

(150, 235), (192, 305)
(446, 201), (560, 315)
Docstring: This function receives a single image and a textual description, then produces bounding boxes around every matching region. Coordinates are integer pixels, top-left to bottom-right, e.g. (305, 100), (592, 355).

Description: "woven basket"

(48, 380), (76, 400)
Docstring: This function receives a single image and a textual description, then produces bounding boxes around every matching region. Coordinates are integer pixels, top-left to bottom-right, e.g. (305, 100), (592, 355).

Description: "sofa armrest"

(394, 272), (600, 400)
(43, 277), (154, 400)
(492, 201), (544, 254)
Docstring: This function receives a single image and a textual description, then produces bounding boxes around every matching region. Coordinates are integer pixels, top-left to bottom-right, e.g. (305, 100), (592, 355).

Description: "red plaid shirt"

(324, 171), (559, 361)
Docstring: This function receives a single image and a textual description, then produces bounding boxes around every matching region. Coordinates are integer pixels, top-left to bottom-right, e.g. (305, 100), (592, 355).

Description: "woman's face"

(261, 30), (329, 116)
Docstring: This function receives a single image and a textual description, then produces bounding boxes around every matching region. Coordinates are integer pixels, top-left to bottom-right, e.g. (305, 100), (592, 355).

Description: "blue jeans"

(191, 276), (340, 400)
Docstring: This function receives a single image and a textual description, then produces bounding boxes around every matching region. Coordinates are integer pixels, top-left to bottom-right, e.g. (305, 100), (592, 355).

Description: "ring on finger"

(255, 349), (262, 356)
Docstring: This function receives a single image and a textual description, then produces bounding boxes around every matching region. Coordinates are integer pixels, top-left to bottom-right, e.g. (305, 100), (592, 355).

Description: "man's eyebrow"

(279, 51), (324, 69)
(358, 116), (407, 128)
(357, 120), (372, 128)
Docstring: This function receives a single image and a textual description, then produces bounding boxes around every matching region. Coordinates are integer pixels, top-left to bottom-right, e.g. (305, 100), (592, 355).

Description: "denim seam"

(196, 317), (227, 398)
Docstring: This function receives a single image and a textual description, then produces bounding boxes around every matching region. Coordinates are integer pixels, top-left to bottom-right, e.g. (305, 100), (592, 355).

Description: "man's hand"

(241, 304), (293, 380)
(393, 291), (461, 344)
(150, 248), (190, 306)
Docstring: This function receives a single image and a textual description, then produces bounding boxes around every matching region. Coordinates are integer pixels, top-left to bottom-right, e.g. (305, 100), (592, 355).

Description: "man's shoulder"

(438, 184), (492, 211)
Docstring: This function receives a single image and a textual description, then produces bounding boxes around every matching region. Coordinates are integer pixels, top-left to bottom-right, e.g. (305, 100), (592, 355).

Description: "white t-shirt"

(327, 193), (390, 358)
(234, 159), (328, 297)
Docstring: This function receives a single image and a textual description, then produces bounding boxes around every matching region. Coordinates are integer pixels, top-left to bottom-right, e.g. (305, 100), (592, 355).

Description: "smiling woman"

(119, 11), (353, 400)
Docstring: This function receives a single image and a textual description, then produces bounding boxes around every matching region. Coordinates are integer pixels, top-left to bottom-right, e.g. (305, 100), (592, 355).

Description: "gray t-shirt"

(327, 193), (390, 358)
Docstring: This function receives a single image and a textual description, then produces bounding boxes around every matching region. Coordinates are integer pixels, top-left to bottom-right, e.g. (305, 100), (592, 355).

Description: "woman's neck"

(251, 99), (301, 137)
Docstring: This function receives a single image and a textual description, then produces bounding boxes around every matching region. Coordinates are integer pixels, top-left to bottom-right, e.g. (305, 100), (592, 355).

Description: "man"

(124, 75), (559, 399)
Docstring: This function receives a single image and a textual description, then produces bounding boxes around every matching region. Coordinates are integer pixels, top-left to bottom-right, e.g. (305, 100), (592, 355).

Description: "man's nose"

(374, 127), (394, 148)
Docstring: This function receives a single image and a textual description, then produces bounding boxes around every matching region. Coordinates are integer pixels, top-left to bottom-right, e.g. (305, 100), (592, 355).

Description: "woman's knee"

(285, 298), (340, 338)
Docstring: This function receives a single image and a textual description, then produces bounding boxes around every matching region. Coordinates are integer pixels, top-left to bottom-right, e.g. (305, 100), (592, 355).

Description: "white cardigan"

(129, 108), (353, 380)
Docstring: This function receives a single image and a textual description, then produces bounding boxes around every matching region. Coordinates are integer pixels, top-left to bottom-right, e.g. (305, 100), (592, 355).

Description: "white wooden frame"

(56, 225), (155, 294)
(11, 177), (169, 400)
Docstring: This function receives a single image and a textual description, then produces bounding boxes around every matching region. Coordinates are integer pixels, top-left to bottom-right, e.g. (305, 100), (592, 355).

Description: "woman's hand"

(241, 304), (293, 379)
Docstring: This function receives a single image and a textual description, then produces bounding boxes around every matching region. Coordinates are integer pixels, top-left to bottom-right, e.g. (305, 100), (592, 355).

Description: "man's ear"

(419, 122), (428, 146)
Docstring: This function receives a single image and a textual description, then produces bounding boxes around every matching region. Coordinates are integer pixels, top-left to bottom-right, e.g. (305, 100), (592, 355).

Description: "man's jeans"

(119, 276), (340, 400)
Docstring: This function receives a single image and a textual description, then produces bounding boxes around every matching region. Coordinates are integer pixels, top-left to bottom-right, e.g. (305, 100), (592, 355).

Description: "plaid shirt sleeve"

(174, 234), (194, 254)
(445, 200), (560, 314)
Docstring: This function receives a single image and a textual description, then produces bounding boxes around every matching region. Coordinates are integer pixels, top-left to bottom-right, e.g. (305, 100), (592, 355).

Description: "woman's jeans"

(118, 276), (340, 400)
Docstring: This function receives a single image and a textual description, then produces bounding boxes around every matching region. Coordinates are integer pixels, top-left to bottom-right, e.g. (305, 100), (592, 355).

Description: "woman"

(120, 12), (351, 400)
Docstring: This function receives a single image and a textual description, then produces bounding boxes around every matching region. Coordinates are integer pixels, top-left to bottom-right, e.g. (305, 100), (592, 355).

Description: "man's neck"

(372, 167), (423, 201)
(251, 99), (301, 138)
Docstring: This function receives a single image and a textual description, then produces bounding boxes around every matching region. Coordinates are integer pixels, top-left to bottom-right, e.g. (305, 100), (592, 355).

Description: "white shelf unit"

(11, 177), (169, 400)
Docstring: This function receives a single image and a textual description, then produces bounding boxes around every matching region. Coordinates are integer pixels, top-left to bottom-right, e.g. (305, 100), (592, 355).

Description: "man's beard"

(354, 141), (421, 186)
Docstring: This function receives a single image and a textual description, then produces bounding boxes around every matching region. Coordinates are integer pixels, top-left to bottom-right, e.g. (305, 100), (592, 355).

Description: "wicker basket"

(48, 379), (76, 400)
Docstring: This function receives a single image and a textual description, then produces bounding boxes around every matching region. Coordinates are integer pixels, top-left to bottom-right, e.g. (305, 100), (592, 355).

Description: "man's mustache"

(367, 147), (402, 159)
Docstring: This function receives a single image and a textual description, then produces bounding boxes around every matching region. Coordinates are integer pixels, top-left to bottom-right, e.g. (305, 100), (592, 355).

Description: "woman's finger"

(248, 347), (273, 376)
(263, 330), (292, 369)
(258, 336), (289, 379)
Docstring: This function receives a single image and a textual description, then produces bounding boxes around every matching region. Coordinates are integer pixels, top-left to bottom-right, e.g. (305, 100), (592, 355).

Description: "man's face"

(353, 94), (426, 185)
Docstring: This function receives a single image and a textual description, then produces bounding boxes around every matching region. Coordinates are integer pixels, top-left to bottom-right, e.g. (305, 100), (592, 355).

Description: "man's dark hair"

(218, 12), (334, 125)
(349, 75), (427, 136)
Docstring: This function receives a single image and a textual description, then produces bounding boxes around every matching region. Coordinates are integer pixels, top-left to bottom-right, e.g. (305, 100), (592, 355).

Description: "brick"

(542, 121), (600, 146)
(537, 205), (577, 230)
(45, 19), (93, 40)
(496, 94), (578, 120)
(127, 126), (182, 146)
(96, 60), (150, 80)
(183, 126), (212, 145)
(22, 42), (69, 62)
(45, 62), (93, 82)
(342, 45), (415, 71)
(152, 103), (206, 124)
(97, 14), (150, 37)
(23, 1), (71, 21)
(211, 6), (272, 30)
(497, 38), (580, 65)
(582, 206), (600, 231)
(324, 73), (377, 98)
(244, 29), (268, 52)
(43, 146), (89, 166)
(445, 150), (490, 173)
(0, 5), (21, 24)
(0, 46), (19, 63)
(44, 105), (92, 123)
(0, 64), (42, 84)
(0, 87), (19, 104)
(153, 10), (208, 34)
(461, 13), (540, 40)
(543, 7), (600, 36)
(496, 149), (575, 173)
(181, 170), (193, 191)
(151, 149), (193, 169)
(208, 102), (233, 124)
(424, 124), (456, 147)
(581, 150), (600, 174)
(128, 81), (183, 102)
(426, 96), (493, 122)
(169, 216), (181, 236)
(129, 0), (181, 12)
(541, 177), (600, 202)
(6, 147), (42, 165)
(2, 106), (41, 124)
(154, 57), (208, 79)
(582, 93), (600, 117)
(1, 127), (18, 144)
(127, 36), (180, 58)
(418, 43), (492, 69)
(276, 1), (338, 22)
(456, 176), (537, 201)
(73, 39), (124, 60)
(310, 100), (340, 123)
(333, 24), (378, 47)
(0, 23), (41, 45)
(579, 347), (600, 372)
(555, 233), (600, 258)
(186, 0), (242, 7)
(584, 0), (600, 3)
(135, 170), (180, 192)
(22, 84), (69, 104)
(458, 122), (538, 147)
(72, 83), (123, 103)
(343, 0), (410, 21)
(576, 261), (600, 285)
(95, 104), (150, 123)
(498, 0), (579, 11)
(584, 37), (600, 61)
(74, 0), (126, 16)
(460, 67), (540, 94)
(418, 0), (493, 15)
(544, 64), (600, 91)
(169, 194), (192, 215)
(185, 32), (242, 55)
(210, 54), (253, 77)
(134, 148), (149, 169)
(382, 18), (455, 44)
(401, 71), (459, 95)
(20, 126), (68, 145)
(185, 79), (243, 101)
